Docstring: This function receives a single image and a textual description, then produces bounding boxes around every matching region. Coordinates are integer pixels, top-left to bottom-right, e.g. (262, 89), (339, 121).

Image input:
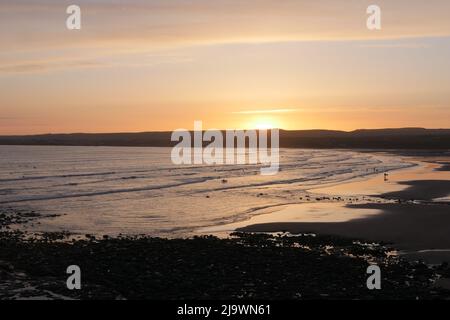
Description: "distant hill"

(278, 128), (450, 149)
(0, 128), (449, 149)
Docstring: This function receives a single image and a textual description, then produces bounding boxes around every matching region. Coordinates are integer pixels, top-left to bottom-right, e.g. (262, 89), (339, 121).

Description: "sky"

(1, 0), (450, 134)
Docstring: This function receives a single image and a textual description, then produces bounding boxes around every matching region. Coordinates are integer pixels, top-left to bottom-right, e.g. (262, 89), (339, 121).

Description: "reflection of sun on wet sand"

(234, 157), (450, 264)
(199, 202), (384, 234)
(310, 160), (450, 198)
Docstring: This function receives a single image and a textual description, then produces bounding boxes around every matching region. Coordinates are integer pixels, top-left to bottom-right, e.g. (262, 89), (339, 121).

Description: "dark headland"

(1, 128), (449, 149)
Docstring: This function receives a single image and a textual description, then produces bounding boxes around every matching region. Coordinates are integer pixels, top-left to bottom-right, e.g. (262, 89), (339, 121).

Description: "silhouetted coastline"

(1, 128), (449, 149)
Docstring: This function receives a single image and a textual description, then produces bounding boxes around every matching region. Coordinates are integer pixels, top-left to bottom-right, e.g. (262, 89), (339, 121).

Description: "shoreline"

(1, 152), (450, 299)
(2, 148), (415, 238)
(195, 152), (420, 237)
(236, 157), (450, 264)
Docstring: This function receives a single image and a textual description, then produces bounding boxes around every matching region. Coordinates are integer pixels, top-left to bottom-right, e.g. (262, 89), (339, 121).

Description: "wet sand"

(310, 160), (450, 198)
(238, 158), (450, 264)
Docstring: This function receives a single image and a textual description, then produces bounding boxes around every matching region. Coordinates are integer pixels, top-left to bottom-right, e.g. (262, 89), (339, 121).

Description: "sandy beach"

(237, 155), (450, 264)
(1, 152), (450, 300)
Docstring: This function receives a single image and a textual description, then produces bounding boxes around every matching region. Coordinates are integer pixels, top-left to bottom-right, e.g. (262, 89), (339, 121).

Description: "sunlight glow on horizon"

(0, 0), (450, 134)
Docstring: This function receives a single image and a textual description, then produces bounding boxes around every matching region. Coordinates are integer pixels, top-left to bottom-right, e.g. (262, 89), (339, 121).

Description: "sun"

(253, 122), (275, 130)
(248, 117), (280, 130)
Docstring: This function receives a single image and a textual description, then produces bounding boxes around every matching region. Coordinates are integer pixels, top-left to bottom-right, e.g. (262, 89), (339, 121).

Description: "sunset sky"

(1, 0), (450, 134)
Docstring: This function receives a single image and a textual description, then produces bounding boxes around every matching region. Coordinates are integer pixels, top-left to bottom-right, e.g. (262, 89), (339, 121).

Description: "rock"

(433, 278), (450, 290)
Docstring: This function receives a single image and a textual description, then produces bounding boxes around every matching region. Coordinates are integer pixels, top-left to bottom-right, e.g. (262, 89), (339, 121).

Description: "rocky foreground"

(1, 209), (450, 300)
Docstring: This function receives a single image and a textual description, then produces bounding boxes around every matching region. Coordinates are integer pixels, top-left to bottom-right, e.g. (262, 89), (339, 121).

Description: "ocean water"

(0, 146), (412, 237)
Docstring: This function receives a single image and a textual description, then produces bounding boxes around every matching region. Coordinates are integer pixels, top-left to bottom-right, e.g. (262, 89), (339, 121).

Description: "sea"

(0, 146), (412, 237)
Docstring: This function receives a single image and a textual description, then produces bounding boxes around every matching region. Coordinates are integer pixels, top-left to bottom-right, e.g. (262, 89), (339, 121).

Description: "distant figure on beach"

(384, 172), (389, 181)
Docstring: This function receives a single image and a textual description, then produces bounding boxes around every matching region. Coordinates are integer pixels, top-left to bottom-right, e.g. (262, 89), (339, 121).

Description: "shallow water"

(0, 146), (411, 237)
(198, 202), (384, 234)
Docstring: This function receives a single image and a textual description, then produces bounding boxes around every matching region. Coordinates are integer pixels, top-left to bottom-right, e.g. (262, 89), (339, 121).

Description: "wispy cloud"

(232, 109), (301, 115)
(2, 0), (450, 76)
(2, 0), (450, 54)
(0, 59), (106, 74)
(357, 43), (430, 49)
(0, 52), (193, 74)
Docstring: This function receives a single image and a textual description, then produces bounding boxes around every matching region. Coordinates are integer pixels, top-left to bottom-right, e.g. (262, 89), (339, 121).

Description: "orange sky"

(1, 0), (450, 134)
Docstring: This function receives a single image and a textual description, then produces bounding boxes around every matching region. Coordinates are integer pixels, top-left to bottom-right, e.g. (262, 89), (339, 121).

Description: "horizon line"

(1, 127), (449, 137)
